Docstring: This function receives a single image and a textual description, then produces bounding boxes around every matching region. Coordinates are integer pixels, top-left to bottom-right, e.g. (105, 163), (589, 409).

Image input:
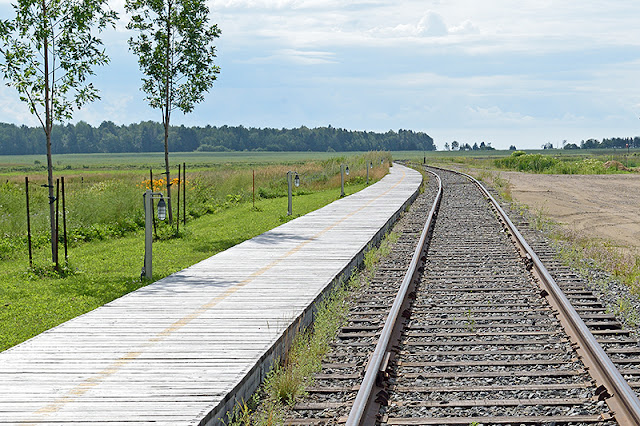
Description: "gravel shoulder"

(501, 171), (640, 256)
(483, 169), (640, 338)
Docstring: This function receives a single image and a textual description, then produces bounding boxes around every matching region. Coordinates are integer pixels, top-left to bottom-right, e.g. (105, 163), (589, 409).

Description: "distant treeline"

(557, 137), (640, 150)
(0, 121), (435, 155)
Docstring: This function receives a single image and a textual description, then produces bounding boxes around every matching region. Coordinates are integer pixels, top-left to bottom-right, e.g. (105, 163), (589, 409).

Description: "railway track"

(285, 165), (640, 425)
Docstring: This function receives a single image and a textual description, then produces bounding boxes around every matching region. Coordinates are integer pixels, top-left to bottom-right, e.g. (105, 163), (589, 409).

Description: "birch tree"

(126, 0), (220, 223)
(0, 0), (117, 268)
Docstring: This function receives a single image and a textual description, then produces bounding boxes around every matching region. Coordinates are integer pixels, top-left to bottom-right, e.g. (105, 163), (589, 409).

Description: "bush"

(495, 153), (557, 172)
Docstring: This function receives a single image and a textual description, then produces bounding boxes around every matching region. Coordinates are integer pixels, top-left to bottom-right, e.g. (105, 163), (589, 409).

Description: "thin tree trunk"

(43, 0), (57, 269)
(164, 0), (173, 223)
(46, 130), (57, 268)
(163, 115), (172, 223)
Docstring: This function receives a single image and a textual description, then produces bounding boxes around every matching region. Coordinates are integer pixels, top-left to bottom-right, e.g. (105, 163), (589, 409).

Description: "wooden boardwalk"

(0, 164), (422, 426)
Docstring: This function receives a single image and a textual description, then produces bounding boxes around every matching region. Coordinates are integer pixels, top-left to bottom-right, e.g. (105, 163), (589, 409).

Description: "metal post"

(340, 165), (345, 197)
(25, 177), (32, 268)
(176, 164), (181, 233)
(287, 171), (293, 215)
(150, 169), (157, 238)
(366, 164), (369, 185)
(55, 178), (60, 271)
(144, 190), (153, 279)
(183, 162), (186, 226)
(62, 176), (68, 264)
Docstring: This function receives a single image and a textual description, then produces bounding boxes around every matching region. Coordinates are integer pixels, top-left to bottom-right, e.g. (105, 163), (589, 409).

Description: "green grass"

(549, 225), (640, 296)
(0, 182), (371, 352)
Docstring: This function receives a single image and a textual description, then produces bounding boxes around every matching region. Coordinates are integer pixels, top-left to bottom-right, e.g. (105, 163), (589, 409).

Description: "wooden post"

(252, 169), (255, 208)
(62, 176), (68, 264)
(25, 177), (32, 268)
(176, 164), (181, 233)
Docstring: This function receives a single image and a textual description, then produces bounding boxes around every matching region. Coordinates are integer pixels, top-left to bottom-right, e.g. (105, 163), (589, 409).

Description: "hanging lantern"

(345, 166), (350, 176)
(157, 197), (167, 221)
(294, 173), (300, 187)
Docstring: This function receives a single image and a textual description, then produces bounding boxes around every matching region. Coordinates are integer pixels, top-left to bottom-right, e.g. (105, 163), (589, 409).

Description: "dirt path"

(499, 171), (640, 255)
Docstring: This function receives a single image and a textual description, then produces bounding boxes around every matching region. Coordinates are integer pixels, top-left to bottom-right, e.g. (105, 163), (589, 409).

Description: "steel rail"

(455, 168), (640, 425)
(345, 169), (442, 426)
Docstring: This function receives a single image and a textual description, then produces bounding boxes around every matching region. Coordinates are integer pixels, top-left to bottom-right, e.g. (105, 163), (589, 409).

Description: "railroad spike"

(374, 389), (389, 405)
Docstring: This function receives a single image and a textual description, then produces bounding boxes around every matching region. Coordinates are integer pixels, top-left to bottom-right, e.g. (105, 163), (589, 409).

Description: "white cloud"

(277, 49), (337, 64)
(416, 12), (448, 37)
(3, 0), (640, 150)
(241, 49), (336, 65)
(0, 86), (40, 127)
(379, 11), (449, 38)
(449, 20), (479, 35)
(467, 106), (535, 125)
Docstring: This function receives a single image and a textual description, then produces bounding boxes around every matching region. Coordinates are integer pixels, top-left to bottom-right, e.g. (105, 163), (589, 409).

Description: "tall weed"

(494, 152), (629, 174)
(0, 152), (391, 260)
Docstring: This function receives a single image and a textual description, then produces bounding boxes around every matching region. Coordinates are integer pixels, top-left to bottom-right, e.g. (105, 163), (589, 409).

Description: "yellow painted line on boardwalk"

(24, 168), (411, 422)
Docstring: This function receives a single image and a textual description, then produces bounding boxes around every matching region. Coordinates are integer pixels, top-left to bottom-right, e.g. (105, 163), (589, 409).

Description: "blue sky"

(1, 0), (640, 150)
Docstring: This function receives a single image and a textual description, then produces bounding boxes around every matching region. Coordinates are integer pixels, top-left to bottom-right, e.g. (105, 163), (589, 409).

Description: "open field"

(0, 151), (375, 174)
(395, 148), (640, 163)
(3, 148), (638, 173)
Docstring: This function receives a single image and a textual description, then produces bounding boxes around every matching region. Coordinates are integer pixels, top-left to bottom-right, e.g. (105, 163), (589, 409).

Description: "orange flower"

(139, 177), (189, 192)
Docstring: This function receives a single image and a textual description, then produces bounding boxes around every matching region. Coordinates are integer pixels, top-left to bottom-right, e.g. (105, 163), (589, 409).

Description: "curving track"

(285, 165), (640, 426)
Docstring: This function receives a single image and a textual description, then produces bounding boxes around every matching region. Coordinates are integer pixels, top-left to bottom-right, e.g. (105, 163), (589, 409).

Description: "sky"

(1, 0), (640, 150)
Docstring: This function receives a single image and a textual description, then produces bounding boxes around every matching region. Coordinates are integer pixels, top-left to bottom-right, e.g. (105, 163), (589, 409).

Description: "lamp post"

(627, 143), (630, 168)
(366, 161), (373, 185)
(340, 164), (349, 197)
(287, 171), (300, 215)
(143, 189), (167, 280)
